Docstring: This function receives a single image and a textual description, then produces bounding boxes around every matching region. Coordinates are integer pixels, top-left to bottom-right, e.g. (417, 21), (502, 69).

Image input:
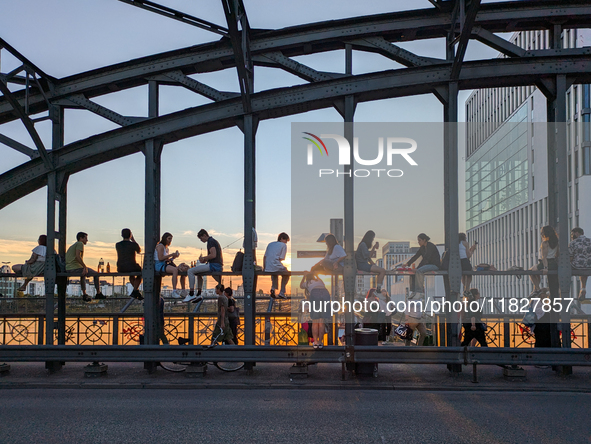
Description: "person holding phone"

(405, 233), (440, 297)
(355, 230), (386, 295)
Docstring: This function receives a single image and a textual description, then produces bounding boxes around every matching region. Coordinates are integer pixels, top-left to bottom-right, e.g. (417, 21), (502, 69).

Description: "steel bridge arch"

(0, 0), (588, 355)
(1, 1), (590, 209)
(1, 52), (591, 208)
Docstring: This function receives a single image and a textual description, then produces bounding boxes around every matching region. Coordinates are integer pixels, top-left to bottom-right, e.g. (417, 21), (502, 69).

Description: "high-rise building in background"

(466, 28), (591, 301)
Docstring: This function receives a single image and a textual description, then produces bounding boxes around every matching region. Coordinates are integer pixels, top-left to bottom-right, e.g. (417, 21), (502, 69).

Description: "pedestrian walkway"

(1, 361), (590, 392)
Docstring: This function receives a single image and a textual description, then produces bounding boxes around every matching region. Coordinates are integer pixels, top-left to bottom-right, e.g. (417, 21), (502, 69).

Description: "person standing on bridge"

(66, 232), (105, 302)
(460, 288), (488, 347)
(184, 229), (223, 303)
(569, 227), (591, 301)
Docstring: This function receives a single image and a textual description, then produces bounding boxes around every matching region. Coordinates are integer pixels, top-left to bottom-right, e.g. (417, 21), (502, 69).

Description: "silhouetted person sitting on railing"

(185, 229), (223, 303)
(12, 234), (46, 292)
(116, 228), (142, 300)
(154, 232), (185, 299)
(66, 232), (104, 302)
(529, 226), (559, 297)
(311, 234), (346, 275)
(264, 232), (290, 299)
(569, 227), (591, 301)
(356, 230), (386, 295)
(405, 233), (440, 299)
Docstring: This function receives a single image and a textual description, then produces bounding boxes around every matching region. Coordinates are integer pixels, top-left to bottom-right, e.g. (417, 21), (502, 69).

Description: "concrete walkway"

(1, 361), (590, 392)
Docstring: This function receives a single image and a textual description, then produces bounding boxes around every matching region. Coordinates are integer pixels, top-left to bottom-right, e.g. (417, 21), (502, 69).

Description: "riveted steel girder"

(1, 53), (591, 209)
(1, 1), (590, 125)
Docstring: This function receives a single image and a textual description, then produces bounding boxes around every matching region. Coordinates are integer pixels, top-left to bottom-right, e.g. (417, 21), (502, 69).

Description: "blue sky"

(0, 0), (505, 268)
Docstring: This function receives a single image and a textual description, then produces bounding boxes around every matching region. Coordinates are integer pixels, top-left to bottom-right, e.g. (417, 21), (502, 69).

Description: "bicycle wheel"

(159, 362), (188, 372)
(214, 361), (245, 372)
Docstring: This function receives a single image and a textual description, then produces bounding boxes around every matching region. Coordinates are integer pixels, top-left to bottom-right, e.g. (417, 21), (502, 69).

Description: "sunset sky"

(0, 0), (505, 271)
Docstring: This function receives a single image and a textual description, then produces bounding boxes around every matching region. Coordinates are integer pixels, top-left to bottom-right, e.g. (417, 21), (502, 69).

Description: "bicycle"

(159, 328), (245, 373)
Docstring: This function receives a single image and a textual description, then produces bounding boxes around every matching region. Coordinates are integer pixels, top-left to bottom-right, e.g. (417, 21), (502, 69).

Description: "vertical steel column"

(45, 171), (57, 348)
(546, 25), (562, 229)
(554, 74), (573, 367)
(444, 81), (462, 350)
(242, 113), (256, 347)
(50, 105), (68, 345)
(142, 80), (161, 350)
(343, 44), (357, 367)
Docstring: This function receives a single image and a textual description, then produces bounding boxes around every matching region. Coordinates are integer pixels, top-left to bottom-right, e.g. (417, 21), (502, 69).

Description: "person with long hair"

(355, 230), (386, 294)
(154, 232), (186, 299)
(529, 226), (559, 296)
(12, 235), (47, 292)
(300, 272), (331, 348)
(311, 234), (347, 275)
(459, 232), (477, 296)
(405, 233), (440, 297)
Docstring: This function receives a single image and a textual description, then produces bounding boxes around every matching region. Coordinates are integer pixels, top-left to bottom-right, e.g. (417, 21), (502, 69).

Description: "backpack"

(231, 250), (244, 272)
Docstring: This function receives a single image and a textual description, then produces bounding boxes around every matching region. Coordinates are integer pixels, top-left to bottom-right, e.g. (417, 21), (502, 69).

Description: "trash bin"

(354, 328), (378, 377)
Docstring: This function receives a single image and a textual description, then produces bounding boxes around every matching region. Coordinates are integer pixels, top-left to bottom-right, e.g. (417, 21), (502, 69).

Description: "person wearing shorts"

(154, 232), (185, 299)
(116, 228), (142, 300)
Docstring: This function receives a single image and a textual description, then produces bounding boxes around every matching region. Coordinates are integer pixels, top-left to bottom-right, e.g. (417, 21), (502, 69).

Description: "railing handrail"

(4, 269), (591, 279)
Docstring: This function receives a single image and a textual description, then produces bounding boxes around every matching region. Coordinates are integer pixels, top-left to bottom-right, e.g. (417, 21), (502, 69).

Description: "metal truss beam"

(116, 0), (228, 36)
(253, 51), (343, 82)
(451, 0), (481, 80)
(0, 78), (52, 171)
(222, 0), (253, 113)
(2, 52), (591, 209)
(0, 37), (55, 82)
(349, 37), (445, 67)
(53, 94), (145, 126)
(1, 1), (589, 124)
(472, 26), (526, 57)
(0, 133), (38, 159)
(148, 71), (239, 101)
